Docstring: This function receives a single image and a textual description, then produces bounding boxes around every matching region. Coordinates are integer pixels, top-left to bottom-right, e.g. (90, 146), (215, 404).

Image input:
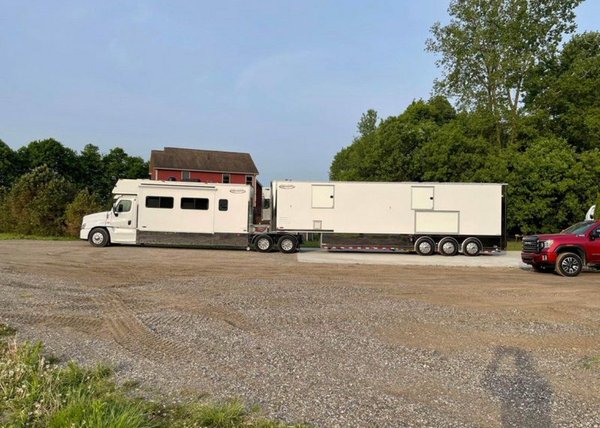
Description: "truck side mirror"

(113, 205), (119, 217)
(592, 229), (600, 240)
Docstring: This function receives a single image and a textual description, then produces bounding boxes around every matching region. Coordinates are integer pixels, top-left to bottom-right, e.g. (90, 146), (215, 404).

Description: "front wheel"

(89, 228), (110, 247)
(556, 252), (583, 277)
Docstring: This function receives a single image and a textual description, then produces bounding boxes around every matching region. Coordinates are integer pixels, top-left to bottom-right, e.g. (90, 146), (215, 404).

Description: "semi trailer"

(271, 181), (507, 256)
(81, 179), (506, 256)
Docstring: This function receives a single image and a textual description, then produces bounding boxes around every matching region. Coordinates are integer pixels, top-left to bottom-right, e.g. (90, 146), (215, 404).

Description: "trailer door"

(312, 185), (335, 208)
(412, 186), (434, 210)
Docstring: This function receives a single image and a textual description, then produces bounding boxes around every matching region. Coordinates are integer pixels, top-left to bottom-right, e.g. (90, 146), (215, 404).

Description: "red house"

(149, 147), (264, 219)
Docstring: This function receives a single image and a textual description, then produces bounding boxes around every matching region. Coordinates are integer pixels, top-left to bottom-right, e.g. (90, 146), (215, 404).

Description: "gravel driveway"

(1, 240), (599, 427)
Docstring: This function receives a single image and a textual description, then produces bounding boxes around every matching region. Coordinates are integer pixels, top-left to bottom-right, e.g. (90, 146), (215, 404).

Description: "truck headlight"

(542, 240), (554, 249)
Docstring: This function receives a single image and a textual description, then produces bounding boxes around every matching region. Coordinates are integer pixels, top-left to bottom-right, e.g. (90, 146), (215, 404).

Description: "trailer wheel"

(438, 237), (459, 256)
(462, 238), (482, 256)
(89, 228), (110, 248)
(556, 252), (583, 277)
(254, 235), (274, 253)
(415, 237), (435, 256)
(277, 235), (298, 254)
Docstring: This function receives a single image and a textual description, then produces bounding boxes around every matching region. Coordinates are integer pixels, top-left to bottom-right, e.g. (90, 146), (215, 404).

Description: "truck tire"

(415, 237), (435, 256)
(532, 263), (555, 273)
(89, 228), (110, 247)
(556, 252), (583, 277)
(254, 235), (274, 253)
(438, 237), (459, 256)
(462, 238), (482, 256)
(277, 235), (298, 254)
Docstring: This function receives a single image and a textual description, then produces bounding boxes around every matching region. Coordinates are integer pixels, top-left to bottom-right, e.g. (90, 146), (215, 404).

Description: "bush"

(2, 165), (76, 236)
(65, 189), (104, 237)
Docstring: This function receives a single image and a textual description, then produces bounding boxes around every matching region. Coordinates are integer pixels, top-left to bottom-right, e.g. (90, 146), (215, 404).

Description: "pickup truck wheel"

(415, 237), (435, 256)
(532, 263), (555, 273)
(438, 237), (459, 256)
(277, 235), (298, 254)
(462, 238), (482, 256)
(254, 235), (274, 253)
(556, 252), (583, 277)
(89, 228), (109, 247)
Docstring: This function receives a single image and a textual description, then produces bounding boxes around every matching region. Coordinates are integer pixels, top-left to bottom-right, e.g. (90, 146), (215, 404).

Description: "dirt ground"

(1, 240), (599, 427)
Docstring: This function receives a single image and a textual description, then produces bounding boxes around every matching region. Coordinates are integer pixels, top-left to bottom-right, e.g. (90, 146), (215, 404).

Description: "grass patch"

(0, 233), (77, 241)
(581, 355), (600, 370)
(0, 324), (17, 338)
(506, 241), (522, 251)
(0, 334), (306, 428)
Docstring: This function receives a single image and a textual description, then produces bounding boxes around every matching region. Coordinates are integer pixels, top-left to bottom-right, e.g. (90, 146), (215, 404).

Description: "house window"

(182, 170), (190, 181)
(246, 175), (253, 186)
(222, 174), (230, 184)
(146, 196), (174, 209)
(218, 199), (228, 211)
(181, 198), (209, 210)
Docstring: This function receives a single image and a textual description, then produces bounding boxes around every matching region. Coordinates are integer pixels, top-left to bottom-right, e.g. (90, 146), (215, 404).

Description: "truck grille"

(522, 236), (540, 253)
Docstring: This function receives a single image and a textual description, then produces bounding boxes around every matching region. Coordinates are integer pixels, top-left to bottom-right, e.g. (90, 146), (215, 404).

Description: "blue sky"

(1, 1), (599, 183)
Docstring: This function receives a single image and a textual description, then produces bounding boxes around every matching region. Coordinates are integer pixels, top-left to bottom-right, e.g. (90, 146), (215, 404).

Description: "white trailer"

(80, 179), (301, 252)
(271, 181), (507, 255)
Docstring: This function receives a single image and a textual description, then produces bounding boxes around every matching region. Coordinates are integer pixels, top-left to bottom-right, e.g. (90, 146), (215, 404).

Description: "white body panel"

(80, 180), (252, 244)
(272, 181), (504, 236)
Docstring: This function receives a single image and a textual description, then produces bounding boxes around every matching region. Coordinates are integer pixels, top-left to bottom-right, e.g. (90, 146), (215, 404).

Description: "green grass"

(0, 233), (77, 241)
(0, 325), (306, 428)
(507, 241), (522, 251)
(581, 355), (600, 370)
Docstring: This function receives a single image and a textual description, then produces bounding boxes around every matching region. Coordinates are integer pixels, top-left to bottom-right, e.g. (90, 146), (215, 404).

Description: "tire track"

(92, 291), (196, 361)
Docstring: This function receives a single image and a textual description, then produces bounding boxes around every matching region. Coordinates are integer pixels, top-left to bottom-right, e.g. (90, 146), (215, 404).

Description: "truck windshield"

(561, 221), (595, 235)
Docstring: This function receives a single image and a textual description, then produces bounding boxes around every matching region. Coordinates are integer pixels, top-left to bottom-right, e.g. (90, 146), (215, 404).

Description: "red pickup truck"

(521, 220), (600, 276)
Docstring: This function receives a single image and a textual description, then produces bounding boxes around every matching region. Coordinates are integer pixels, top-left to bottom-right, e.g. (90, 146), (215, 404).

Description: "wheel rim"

(257, 238), (270, 251)
(280, 239), (294, 252)
(419, 241), (432, 254)
(466, 242), (479, 255)
(92, 232), (104, 245)
(561, 256), (580, 274)
(442, 242), (456, 254)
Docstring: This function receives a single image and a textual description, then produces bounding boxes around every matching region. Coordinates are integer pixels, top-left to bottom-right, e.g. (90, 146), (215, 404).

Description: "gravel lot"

(1, 240), (600, 427)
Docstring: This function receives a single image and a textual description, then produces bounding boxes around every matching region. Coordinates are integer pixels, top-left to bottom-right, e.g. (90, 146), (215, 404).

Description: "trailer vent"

(313, 220), (322, 230)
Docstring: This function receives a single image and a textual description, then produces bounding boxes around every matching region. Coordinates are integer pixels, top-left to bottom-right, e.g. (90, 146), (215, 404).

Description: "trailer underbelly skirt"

(321, 233), (503, 252)
(137, 231), (249, 249)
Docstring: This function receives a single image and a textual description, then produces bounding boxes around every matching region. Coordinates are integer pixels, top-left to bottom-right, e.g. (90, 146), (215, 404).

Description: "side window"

(245, 175), (253, 186)
(146, 196), (174, 209)
(117, 200), (132, 213)
(181, 198), (209, 210)
(263, 198), (271, 209)
(222, 174), (230, 184)
(218, 199), (228, 211)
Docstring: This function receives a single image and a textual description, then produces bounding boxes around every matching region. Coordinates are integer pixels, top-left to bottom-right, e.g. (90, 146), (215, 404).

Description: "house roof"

(150, 147), (259, 174)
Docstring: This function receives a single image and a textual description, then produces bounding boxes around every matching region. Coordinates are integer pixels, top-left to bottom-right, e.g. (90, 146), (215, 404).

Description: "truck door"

(109, 197), (137, 244)
(588, 223), (600, 263)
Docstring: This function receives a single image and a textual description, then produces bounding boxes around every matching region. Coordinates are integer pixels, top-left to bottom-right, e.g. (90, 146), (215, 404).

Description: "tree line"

(0, 139), (148, 236)
(330, 0), (600, 235)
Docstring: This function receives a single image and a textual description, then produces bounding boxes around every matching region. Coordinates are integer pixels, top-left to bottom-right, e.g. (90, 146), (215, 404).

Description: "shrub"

(2, 165), (76, 236)
(64, 189), (104, 237)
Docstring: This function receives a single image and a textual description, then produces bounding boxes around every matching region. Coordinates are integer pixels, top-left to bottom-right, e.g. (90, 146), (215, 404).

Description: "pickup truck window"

(561, 221), (595, 235)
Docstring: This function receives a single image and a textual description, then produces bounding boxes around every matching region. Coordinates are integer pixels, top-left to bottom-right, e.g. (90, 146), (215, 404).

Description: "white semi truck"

(81, 179), (507, 256)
